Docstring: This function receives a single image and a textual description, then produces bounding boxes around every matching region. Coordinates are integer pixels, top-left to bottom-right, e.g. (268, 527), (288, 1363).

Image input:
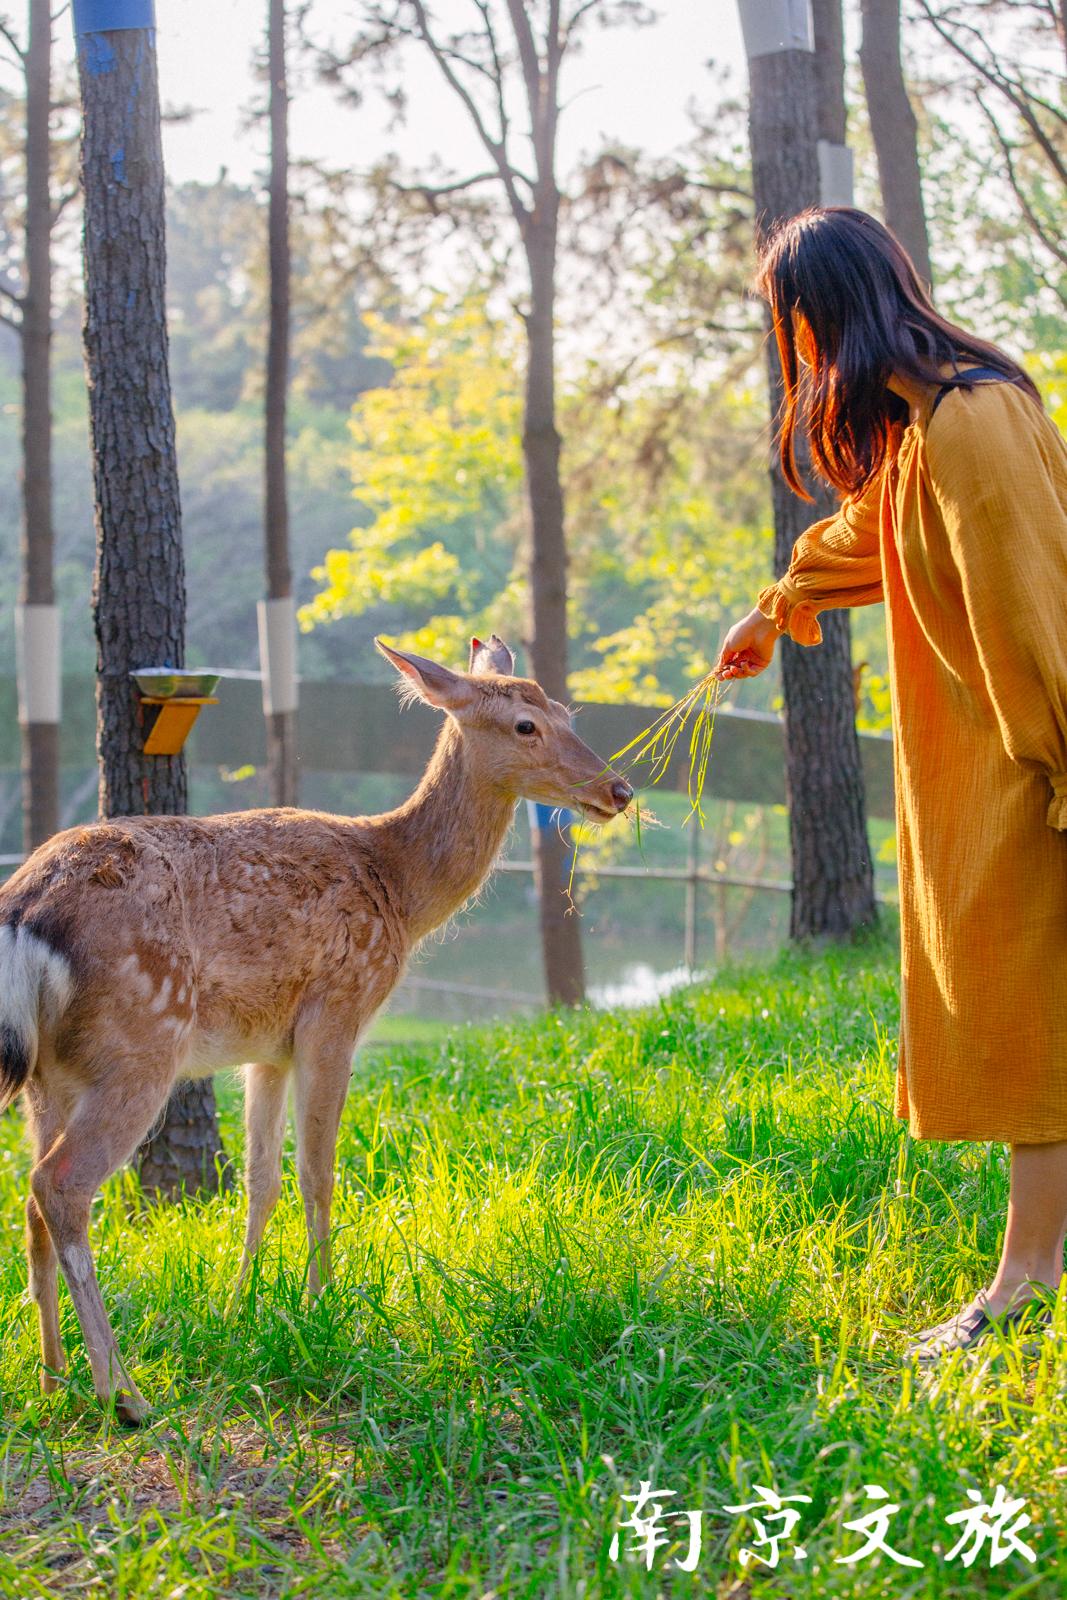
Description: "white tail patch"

(0, 924), (74, 1077)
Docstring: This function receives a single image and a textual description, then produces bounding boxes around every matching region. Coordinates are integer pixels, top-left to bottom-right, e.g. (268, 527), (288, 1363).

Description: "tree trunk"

(859, 0), (933, 288)
(811, 0), (846, 140)
(135, 1079), (228, 1199)
(20, 0), (58, 852)
(264, 0), (298, 807)
(523, 216), (585, 1006)
(747, 46), (878, 941)
(76, 20), (227, 1199)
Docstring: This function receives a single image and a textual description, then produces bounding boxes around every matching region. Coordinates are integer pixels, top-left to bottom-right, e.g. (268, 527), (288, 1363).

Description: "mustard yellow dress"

(757, 377), (1067, 1142)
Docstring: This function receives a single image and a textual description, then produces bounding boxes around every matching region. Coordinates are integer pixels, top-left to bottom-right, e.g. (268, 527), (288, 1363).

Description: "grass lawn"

(1, 920), (1063, 1597)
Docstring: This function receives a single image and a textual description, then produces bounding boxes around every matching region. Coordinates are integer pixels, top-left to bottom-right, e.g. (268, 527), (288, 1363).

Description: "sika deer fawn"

(0, 635), (632, 1422)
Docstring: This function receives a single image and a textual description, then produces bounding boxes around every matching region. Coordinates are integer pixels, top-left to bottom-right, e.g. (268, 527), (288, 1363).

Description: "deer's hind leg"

(29, 1055), (177, 1424)
(23, 1075), (75, 1392)
(293, 1015), (357, 1298)
(234, 1062), (291, 1293)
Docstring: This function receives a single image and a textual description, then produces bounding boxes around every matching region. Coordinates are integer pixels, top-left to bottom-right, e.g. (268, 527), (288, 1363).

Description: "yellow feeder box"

(132, 670), (222, 757)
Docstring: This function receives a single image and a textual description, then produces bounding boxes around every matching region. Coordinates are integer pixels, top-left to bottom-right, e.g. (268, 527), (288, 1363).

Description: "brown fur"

(0, 642), (630, 1421)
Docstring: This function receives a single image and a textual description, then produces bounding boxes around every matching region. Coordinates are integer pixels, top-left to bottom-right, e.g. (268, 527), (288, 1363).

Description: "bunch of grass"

(562, 671), (729, 908)
(609, 670), (730, 826)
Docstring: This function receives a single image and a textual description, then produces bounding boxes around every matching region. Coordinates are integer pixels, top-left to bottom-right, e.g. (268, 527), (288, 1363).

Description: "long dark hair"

(756, 207), (1040, 500)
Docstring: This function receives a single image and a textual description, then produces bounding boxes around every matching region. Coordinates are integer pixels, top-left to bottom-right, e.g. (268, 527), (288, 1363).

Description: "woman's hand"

(713, 607), (781, 680)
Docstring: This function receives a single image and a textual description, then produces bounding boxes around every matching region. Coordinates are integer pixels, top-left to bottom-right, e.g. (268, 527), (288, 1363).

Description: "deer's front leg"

(234, 1061), (291, 1295)
(292, 1019), (356, 1298)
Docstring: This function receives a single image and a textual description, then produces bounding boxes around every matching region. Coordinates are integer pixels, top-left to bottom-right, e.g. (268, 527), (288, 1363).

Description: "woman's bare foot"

(982, 1265), (1064, 1318)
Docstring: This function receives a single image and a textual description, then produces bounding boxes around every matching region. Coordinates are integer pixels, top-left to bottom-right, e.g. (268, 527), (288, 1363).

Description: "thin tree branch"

(919, 0), (1067, 189)
(0, 17), (25, 67)
(388, 168), (519, 202)
(562, 0), (603, 43)
(386, 15), (500, 87)
(688, 178), (753, 201)
(472, 0), (514, 183)
(979, 95), (1067, 274)
(952, 27), (1067, 127)
(0, 271), (24, 306)
(406, 0), (529, 225)
(503, 0), (542, 161)
(932, 5), (1066, 121)
(51, 186), (79, 224)
(394, 169), (497, 194)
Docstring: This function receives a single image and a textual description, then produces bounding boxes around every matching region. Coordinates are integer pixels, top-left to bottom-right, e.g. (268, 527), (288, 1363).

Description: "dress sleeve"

(756, 463), (886, 646)
(926, 382), (1067, 830)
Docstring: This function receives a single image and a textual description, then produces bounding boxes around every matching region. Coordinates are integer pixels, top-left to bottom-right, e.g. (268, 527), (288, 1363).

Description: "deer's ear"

(375, 639), (476, 713)
(469, 633), (515, 677)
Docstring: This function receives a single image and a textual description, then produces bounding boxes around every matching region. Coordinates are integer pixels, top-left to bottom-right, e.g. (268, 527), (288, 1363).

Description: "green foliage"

(298, 298), (524, 648)
(301, 293), (779, 705)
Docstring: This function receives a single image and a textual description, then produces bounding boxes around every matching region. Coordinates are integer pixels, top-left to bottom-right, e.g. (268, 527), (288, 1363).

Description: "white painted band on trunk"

(818, 141), (854, 206)
(738, 0), (813, 58)
(257, 596), (299, 716)
(15, 604), (61, 724)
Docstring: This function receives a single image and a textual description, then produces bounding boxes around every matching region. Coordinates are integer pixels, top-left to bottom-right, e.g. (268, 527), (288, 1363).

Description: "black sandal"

(906, 1295), (1052, 1362)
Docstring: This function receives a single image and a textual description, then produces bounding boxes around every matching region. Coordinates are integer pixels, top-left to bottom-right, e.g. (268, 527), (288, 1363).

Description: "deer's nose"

(611, 779), (634, 811)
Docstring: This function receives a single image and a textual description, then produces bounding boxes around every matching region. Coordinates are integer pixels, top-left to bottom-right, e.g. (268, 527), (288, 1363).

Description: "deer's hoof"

(112, 1386), (151, 1427)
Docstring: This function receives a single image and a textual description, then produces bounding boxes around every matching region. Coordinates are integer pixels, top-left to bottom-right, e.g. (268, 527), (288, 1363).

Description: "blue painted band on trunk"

(72, 0), (155, 33)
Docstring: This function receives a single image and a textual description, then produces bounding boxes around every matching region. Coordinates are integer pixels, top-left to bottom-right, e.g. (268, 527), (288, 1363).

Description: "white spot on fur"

(149, 975), (173, 1013)
(366, 922), (381, 950)
(61, 1245), (93, 1285)
(115, 953), (139, 980)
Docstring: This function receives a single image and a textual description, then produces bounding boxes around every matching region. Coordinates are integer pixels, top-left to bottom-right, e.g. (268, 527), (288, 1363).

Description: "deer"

(0, 635), (632, 1423)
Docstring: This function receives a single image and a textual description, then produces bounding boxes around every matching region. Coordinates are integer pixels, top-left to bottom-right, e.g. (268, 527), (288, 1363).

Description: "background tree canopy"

(0, 0), (1062, 725)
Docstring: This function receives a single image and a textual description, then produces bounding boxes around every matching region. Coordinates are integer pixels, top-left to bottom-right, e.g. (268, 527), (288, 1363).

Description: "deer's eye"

(515, 719), (537, 737)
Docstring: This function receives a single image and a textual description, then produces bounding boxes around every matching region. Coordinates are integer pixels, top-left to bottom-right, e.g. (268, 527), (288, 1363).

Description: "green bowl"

(131, 668), (222, 699)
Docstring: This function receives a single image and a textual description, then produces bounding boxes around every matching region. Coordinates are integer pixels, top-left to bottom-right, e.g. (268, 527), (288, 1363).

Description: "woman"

(715, 206), (1067, 1360)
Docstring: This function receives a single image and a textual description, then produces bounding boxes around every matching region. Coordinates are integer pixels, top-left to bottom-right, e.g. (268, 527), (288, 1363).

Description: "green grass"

(1, 922), (1064, 1597)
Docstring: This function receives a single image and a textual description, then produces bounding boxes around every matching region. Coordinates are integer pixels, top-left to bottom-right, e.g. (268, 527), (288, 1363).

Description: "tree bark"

(811, 0), (847, 141)
(859, 0), (934, 288)
(747, 47), (878, 941)
(76, 22), (227, 1199)
(523, 214), (586, 1006)
(265, 0), (298, 807)
(20, 0), (58, 852)
(135, 1078), (229, 1200)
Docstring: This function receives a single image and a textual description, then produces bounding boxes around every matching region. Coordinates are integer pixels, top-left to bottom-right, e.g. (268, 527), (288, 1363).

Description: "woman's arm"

(755, 465), (887, 646)
(715, 464), (886, 678)
(927, 381), (1067, 829)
